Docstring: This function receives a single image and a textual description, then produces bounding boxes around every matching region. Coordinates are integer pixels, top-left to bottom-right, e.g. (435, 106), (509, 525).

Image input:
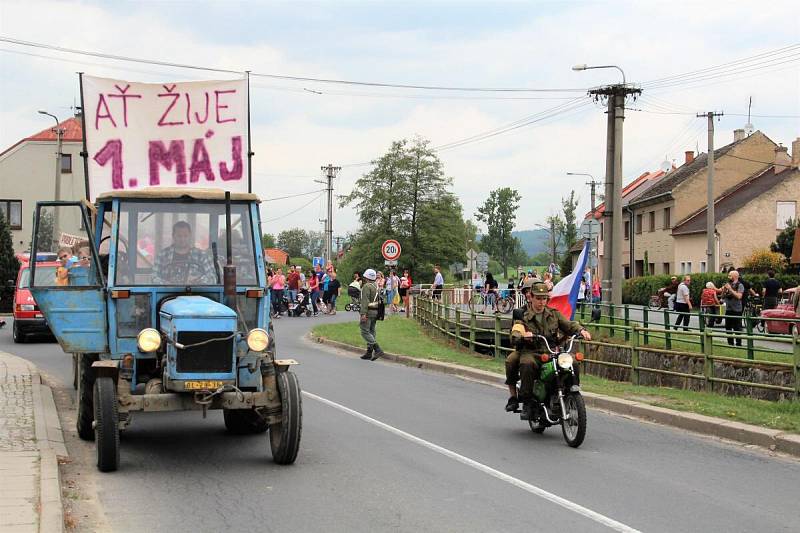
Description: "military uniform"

(505, 291), (584, 402)
(359, 275), (384, 360)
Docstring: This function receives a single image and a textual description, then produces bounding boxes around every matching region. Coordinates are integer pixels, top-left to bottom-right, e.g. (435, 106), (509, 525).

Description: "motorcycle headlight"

(247, 328), (270, 352)
(557, 353), (574, 369)
(137, 328), (161, 353)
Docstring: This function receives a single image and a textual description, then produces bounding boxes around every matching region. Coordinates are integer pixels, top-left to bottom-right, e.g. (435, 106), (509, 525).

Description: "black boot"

(505, 396), (519, 412)
(371, 344), (385, 360)
(360, 345), (374, 360)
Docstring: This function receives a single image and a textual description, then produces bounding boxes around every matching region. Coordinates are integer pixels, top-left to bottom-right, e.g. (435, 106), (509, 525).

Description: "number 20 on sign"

(381, 240), (401, 261)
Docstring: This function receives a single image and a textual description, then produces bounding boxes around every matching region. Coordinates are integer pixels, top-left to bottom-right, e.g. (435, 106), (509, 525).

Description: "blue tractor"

(29, 188), (302, 471)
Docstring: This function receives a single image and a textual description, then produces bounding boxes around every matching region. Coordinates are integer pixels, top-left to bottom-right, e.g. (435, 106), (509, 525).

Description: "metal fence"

(413, 295), (800, 398)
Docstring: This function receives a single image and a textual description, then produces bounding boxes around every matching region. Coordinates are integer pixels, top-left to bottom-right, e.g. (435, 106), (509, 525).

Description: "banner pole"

(78, 72), (90, 202)
(246, 70), (253, 193)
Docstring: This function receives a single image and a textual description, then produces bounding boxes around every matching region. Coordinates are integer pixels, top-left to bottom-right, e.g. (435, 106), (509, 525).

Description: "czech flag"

(547, 239), (590, 320)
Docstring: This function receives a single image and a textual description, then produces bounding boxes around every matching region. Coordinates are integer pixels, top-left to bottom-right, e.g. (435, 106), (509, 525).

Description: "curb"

(310, 334), (800, 458)
(3, 351), (67, 533)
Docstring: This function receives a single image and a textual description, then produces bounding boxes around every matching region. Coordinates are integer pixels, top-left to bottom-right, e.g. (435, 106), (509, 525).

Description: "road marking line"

(304, 391), (640, 533)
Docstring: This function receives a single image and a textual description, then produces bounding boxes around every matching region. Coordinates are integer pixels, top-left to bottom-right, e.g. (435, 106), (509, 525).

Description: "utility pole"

(38, 111), (64, 246)
(549, 217), (556, 267)
(588, 83), (641, 310)
(318, 164), (340, 264)
(334, 236), (343, 257)
(697, 111), (724, 273)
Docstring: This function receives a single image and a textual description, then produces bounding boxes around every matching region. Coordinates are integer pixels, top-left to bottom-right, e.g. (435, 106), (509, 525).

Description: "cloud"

(1, 0), (797, 239)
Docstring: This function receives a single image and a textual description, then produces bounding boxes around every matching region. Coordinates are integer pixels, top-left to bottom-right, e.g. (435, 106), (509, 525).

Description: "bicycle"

(744, 296), (765, 333)
(496, 290), (516, 314)
(468, 288), (498, 314)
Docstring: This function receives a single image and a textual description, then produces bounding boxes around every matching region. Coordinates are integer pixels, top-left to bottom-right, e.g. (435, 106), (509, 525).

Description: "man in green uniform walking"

(359, 268), (385, 361)
(504, 279), (591, 414)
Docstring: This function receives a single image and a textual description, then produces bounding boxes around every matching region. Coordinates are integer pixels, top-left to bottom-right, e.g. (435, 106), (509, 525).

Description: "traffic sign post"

(381, 239), (401, 262)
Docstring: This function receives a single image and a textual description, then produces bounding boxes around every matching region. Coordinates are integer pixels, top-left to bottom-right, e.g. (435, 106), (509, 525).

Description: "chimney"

(774, 145), (791, 174)
(792, 137), (800, 168)
(684, 150), (694, 164)
(733, 129), (745, 142)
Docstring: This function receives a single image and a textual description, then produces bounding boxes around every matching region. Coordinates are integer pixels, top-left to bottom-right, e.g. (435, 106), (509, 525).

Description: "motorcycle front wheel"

(561, 393), (586, 448)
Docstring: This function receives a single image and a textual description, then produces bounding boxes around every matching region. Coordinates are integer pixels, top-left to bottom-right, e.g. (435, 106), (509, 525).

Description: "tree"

(303, 230), (325, 258)
(770, 218), (797, 267)
(742, 248), (787, 273)
(475, 187), (522, 278)
(339, 137), (469, 280)
(261, 233), (276, 249)
(0, 215), (20, 312)
(276, 228), (307, 258)
(544, 214), (565, 267)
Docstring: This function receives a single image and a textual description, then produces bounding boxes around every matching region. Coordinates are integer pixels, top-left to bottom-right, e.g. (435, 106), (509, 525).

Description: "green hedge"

(623, 273), (800, 306)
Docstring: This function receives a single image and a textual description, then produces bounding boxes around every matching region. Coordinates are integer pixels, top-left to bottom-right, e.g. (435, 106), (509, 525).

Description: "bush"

(623, 273), (800, 306)
(741, 248), (787, 273)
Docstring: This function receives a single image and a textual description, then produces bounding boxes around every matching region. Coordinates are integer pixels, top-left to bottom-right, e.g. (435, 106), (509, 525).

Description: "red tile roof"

(264, 248), (289, 265)
(585, 169), (667, 219)
(27, 116), (83, 142)
(1, 116), (84, 159)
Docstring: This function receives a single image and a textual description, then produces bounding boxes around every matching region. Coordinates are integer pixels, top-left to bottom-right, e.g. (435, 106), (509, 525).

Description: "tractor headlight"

(557, 353), (574, 369)
(247, 328), (270, 352)
(137, 328), (161, 353)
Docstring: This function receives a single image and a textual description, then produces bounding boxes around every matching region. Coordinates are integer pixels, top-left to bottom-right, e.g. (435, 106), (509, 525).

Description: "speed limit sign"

(381, 239), (402, 261)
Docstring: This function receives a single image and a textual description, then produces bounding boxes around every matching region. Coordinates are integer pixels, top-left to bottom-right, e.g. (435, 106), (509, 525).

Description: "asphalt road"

(2, 316), (799, 532)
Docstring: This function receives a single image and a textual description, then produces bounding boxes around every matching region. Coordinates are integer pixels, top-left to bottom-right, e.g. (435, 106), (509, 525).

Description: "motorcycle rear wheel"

(561, 393), (586, 448)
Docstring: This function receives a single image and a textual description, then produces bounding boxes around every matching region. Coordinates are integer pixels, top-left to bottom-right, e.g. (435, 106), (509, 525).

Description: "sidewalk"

(0, 351), (66, 533)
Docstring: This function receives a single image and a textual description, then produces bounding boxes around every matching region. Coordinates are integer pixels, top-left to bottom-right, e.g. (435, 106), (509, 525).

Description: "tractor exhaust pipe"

(223, 191), (237, 310)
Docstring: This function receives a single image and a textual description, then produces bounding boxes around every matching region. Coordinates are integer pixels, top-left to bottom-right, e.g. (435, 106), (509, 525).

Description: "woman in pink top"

(308, 270), (320, 315)
(271, 267), (286, 317)
(592, 279), (601, 303)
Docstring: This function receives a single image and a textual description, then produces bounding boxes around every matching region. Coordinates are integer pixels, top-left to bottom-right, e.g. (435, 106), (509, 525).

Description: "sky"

(1, 0), (798, 242)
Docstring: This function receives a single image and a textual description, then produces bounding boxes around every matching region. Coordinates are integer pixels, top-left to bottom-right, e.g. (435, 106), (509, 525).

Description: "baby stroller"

(345, 284), (361, 312)
(289, 289), (313, 317)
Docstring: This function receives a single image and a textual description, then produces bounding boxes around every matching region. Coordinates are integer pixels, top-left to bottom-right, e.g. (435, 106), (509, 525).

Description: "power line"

(262, 193), (323, 222)
(0, 36), (589, 93)
(262, 189), (326, 202)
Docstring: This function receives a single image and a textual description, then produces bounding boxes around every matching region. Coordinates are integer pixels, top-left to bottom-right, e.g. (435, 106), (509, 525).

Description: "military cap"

(530, 282), (549, 296)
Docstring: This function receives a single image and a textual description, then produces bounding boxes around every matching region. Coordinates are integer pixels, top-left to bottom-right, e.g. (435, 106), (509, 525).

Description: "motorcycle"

(513, 334), (587, 448)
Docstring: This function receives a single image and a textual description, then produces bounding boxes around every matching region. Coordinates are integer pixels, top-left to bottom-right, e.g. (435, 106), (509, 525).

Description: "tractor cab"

(29, 188), (302, 471)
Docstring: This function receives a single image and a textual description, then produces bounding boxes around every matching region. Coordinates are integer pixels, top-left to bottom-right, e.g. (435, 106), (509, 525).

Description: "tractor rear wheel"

(269, 371), (302, 465)
(76, 354), (97, 441)
(224, 409), (268, 434)
(93, 376), (120, 472)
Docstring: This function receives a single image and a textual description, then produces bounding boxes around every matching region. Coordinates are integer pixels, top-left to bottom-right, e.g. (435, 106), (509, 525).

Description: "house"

(672, 140), (800, 271)
(624, 129), (777, 276)
(264, 248), (289, 266)
(0, 115), (86, 254)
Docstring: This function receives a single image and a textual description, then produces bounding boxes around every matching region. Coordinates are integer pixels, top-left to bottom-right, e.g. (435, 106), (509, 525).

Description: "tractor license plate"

(184, 380), (224, 391)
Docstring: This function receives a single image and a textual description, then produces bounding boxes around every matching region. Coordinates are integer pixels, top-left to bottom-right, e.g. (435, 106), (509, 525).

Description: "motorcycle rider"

(505, 279), (591, 415)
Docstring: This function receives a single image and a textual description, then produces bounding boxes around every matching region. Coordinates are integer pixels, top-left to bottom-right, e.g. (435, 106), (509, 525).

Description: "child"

(56, 247), (73, 286)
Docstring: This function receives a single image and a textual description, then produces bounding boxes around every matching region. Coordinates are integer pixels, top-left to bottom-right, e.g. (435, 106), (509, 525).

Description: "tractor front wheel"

(93, 376), (120, 472)
(269, 371), (302, 465)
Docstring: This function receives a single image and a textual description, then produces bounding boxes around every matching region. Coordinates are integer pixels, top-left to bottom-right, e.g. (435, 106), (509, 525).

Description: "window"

(599, 222), (604, 241)
(776, 201), (796, 230)
(60, 153), (72, 173)
(0, 199), (22, 230)
(649, 263), (655, 275)
(663, 207), (671, 229)
(700, 261), (707, 273)
(663, 262), (670, 274)
(624, 220), (630, 240)
(649, 211), (655, 232)
(686, 262), (692, 273)
(635, 213), (643, 234)
(680, 262), (685, 274)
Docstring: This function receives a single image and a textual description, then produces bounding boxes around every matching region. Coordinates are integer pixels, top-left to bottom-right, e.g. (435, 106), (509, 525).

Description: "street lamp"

(571, 64), (626, 86)
(38, 110), (65, 245)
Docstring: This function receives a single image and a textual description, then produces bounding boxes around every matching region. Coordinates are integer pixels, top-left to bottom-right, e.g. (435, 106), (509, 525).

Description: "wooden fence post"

(631, 326), (640, 386)
(663, 308), (672, 350)
(643, 306), (649, 345)
(624, 305), (630, 341)
(745, 316), (754, 360)
(455, 307), (462, 345)
(469, 310), (476, 352)
(494, 315), (501, 359)
(703, 329), (714, 393)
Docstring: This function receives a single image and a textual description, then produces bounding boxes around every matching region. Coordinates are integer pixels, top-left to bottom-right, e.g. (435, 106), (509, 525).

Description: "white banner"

(83, 75), (249, 201)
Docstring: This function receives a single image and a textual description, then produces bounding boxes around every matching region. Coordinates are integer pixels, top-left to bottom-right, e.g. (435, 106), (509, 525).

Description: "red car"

(12, 253), (58, 343)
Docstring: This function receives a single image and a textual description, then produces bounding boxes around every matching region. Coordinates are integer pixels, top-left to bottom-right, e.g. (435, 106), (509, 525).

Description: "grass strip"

(311, 317), (800, 434)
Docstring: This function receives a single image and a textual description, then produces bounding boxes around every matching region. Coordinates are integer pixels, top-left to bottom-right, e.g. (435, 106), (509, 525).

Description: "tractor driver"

(504, 280), (591, 415)
(153, 220), (216, 284)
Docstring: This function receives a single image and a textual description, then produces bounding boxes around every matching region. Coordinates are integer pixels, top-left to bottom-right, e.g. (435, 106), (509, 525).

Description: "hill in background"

(512, 229), (567, 258)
